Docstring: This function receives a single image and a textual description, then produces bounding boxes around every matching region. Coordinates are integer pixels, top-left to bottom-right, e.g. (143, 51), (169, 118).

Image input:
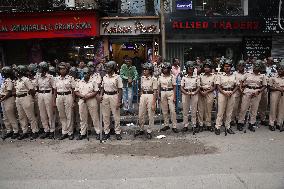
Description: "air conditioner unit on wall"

(65, 0), (75, 7)
(53, 0), (65, 7)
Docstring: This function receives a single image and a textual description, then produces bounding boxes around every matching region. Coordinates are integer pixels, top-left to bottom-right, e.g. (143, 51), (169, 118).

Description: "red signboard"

(0, 11), (99, 40)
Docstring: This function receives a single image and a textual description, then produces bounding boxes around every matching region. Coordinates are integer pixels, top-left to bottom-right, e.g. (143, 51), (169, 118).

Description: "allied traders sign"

(0, 11), (99, 40)
(100, 17), (160, 35)
(176, 1), (193, 10)
(167, 17), (266, 34)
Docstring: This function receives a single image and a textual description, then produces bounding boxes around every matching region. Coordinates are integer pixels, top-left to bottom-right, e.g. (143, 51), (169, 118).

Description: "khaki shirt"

(36, 74), (54, 91)
(181, 74), (200, 90)
(243, 73), (267, 93)
(0, 78), (13, 96)
(75, 79), (99, 96)
(90, 73), (102, 88)
(102, 74), (123, 92)
(141, 76), (158, 91)
(269, 76), (284, 88)
(216, 73), (237, 88)
(15, 77), (34, 95)
(234, 71), (245, 85)
(54, 75), (75, 92)
(158, 74), (176, 89)
(200, 73), (216, 89)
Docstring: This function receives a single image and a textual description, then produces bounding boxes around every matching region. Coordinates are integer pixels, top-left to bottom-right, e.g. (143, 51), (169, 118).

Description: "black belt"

(38, 90), (52, 94)
(142, 90), (154, 94)
(185, 88), (197, 92)
(57, 91), (71, 95)
(221, 87), (234, 91)
(200, 88), (210, 91)
(246, 86), (262, 90)
(104, 91), (117, 95)
(161, 88), (173, 91)
(16, 93), (28, 98)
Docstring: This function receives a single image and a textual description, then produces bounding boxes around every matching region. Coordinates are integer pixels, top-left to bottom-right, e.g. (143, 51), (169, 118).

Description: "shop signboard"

(176, 1), (193, 10)
(0, 11), (99, 40)
(100, 17), (160, 36)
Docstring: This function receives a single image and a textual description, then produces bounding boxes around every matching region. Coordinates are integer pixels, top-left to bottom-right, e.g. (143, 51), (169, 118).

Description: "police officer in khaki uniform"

(15, 65), (39, 140)
(232, 60), (245, 124)
(180, 61), (200, 134)
(75, 67), (100, 140)
(238, 60), (267, 132)
(69, 67), (81, 134)
(215, 59), (238, 135)
(158, 62), (178, 133)
(0, 67), (19, 140)
(100, 61), (123, 140)
(198, 60), (216, 132)
(134, 62), (157, 139)
(268, 59), (284, 132)
(28, 64), (43, 133)
(54, 62), (75, 140)
(36, 62), (55, 139)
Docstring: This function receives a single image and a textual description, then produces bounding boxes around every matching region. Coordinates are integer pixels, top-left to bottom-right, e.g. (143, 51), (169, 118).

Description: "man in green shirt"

(120, 56), (138, 114)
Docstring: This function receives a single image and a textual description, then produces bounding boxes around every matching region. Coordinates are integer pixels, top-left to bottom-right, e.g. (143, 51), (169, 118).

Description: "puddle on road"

(69, 139), (218, 158)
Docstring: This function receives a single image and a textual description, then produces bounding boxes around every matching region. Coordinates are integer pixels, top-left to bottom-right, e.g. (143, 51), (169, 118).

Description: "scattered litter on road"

(269, 138), (274, 141)
(156, 135), (166, 139)
(168, 143), (171, 144)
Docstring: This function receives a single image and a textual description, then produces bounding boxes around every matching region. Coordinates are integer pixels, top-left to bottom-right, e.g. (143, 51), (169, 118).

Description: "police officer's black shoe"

(95, 134), (101, 140)
(193, 127), (198, 135)
(227, 128), (235, 134)
(160, 126), (170, 131)
(181, 127), (188, 132)
(109, 128), (115, 135)
(58, 134), (68, 140)
(30, 132), (39, 140)
(18, 133), (29, 140)
(69, 134), (74, 140)
(134, 130), (144, 137)
(2, 132), (13, 140)
(237, 123), (244, 131)
(103, 133), (110, 140)
(49, 132), (55, 139)
(76, 135), (86, 140)
(11, 133), (19, 139)
(40, 132), (50, 139)
(146, 132), (152, 139)
(269, 125), (276, 131)
(208, 127), (214, 132)
(280, 126), (284, 132)
(116, 134), (122, 140)
(215, 128), (220, 135)
(172, 128), (179, 133)
(248, 124), (255, 132)
(276, 125), (280, 130)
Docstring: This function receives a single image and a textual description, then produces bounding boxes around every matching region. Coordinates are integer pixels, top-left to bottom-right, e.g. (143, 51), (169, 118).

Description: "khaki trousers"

(182, 94), (198, 127)
(78, 98), (100, 135)
(232, 92), (242, 121)
(138, 94), (155, 133)
(198, 92), (214, 127)
(160, 91), (177, 128)
(2, 97), (18, 133)
(38, 92), (54, 132)
(16, 95), (38, 133)
(238, 92), (262, 124)
(56, 94), (74, 135)
(102, 94), (121, 135)
(269, 91), (284, 126)
(215, 93), (236, 129)
(258, 89), (268, 121)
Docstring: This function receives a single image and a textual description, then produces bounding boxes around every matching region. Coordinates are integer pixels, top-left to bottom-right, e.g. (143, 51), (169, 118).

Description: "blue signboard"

(176, 1), (192, 10)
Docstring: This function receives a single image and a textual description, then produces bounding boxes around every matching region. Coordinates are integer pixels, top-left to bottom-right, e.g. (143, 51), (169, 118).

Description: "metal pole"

(160, 0), (166, 58)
